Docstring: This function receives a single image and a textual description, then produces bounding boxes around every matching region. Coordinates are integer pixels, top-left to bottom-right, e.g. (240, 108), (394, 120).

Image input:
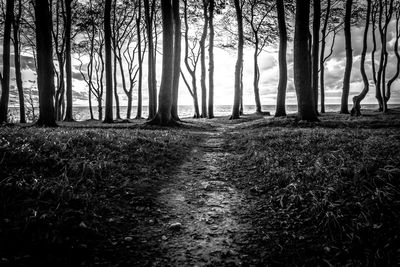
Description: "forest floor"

(1, 109), (400, 266)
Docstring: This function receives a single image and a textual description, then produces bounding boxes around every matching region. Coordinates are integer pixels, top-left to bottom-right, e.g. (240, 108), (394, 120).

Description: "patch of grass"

(0, 126), (195, 266)
(224, 126), (400, 266)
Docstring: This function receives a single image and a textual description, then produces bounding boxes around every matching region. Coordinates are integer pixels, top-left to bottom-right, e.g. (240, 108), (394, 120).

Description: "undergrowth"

(224, 127), (400, 266)
(0, 127), (193, 266)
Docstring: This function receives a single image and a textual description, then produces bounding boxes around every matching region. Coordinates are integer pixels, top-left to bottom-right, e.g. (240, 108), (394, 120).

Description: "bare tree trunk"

(171, 0), (181, 121)
(293, 0), (318, 122)
(351, 0), (371, 116)
(136, 0), (144, 119)
(320, 0), (331, 114)
(231, 0), (243, 120)
(253, 36), (262, 114)
(104, 0), (114, 123)
(275, 0), (287, 117)
(200, 0), (208, 118)
(12, 0), (26, 123)
(386, 9), (400, 107)
(312, 0), (320, 114)
(64, 0), (74, 121)
(208, 0), (215, 119)
(0, 0), (14, 123)
(34, 0), (57, 126)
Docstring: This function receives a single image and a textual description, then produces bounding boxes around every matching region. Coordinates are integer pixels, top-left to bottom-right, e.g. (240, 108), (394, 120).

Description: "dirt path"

(156, 126), (251, 266)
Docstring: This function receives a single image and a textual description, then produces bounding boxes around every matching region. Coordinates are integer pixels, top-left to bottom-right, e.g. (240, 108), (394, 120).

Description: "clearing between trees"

(1, 111), (400, 266)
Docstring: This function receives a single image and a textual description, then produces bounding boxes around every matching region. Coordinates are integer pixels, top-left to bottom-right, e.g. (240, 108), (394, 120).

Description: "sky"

(2, 17), (400, 109)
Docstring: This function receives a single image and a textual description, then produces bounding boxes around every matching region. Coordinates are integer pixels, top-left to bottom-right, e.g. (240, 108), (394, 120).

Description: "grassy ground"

(0, 110), (399, 266)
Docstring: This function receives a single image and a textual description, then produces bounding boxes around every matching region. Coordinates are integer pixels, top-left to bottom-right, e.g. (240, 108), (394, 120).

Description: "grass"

(222, 115), (400, 266)
(0, 126), (197, 266)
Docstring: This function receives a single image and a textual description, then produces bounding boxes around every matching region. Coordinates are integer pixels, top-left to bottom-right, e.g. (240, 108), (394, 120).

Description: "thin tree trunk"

(114, 53), (122, 119)
(136, 1), (143, 119)
(253, 36), (262, 113)
(312, 0), (320, 114)
(320, 0), (331, 114)
(351, 0), (371, 116)
(231, 0), (243, 120)
(208, 0), (215, 119)
(35, 0), (57, 126)
(200, 0), (208, 118)
(293, 0), (318, 122)
(103, 0), (114, 123)
(89, 87), (94, 120)
(0, 0), (14, 123)
(340, 0), (353, 114)
(64, 0), (74, 121)
(275, 0), (287, 117)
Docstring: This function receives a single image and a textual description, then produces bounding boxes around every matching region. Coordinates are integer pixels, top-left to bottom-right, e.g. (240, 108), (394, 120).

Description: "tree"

(135, 0), (145, 119)
(103, 0), (113, 123)
(275, 0), (287, 117)
(171, 0), (182, 121)
(293, 0), (318, 121)
(351, 0), (372, 116)
(230, 0), (244, 120)
(149, 0), (178, 125)
(340, 0), (353, 114)
(386, 5), (400, 108)
(208, 0), (215, 118)
(311, 0), (321, 114)
(0, 0), (14, 124)
(200, 0), (209, 118)
(34, 0), (57, 126)
(64, 0), (74, 121)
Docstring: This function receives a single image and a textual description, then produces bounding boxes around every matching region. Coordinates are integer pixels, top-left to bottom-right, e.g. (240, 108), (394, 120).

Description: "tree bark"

(293, 0), (318, 122)
(12, 0), (26, 123)
(64, 0), (74, 121)
(320, 0), (331, 114)
(312, 0), (320, 114)
(351, 0), (371, 117)
(0, 0), (14, 123)
(103, 0), (114, 123)
(34, 0), (57, 127)
(340, 0), (353, 114)
(208, 0), (215, 119)
(171, 0), (182, 121)
(275, 0), (287, 117)
(136, 0), (144, 119)
(231, 0), (243, 120)
(200, 0), (209, 118)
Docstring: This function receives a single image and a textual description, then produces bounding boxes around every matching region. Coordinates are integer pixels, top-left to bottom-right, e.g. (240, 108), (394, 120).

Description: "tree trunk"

(200, 0), (208, 118)
(351, 0), (371, 116)
(0, 0), (14, 123)
(89, 87), (94, 120)
(320, 0), (331, 114)
(103, 0), (114, 123)
(12, 0), (26, 123)
(340, 0), (353, 114)
(293, 0), (318, 122)
(171, 0), (182, 121)
(114, 53), (122, 119)
(208, 0), (215, 119)
(149, 0), (176, 126)
(312, 0), (320, 114)
(34, 0), (57, 127)
(253, 36), (262, 114)
(275, 0), (287, 117)
(64, 0), (74, 121)
(136, 1), (143, 119)
(386, 11), (400, 107)
(231, 0), (243, 120)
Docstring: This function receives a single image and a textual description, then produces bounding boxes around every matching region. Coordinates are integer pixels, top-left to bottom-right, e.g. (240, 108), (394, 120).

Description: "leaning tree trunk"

(200, 0), (208, 118)
(231, 0), (243, 120)
(351, 0), (371, 116)
(171, 0), (182, 121)
(293, 0), (319, 122)
(0, 0), (14, 123)
(340, 0), (353, 114)
(103, 0), (114, 123)
(64, 0), (74, 121)
(312, 0), (320, 114)
(149, 0), (176, 126)
(34, 0), (57, 127)
(275, 0), (287, 117)
(208, 0), (215, 119)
